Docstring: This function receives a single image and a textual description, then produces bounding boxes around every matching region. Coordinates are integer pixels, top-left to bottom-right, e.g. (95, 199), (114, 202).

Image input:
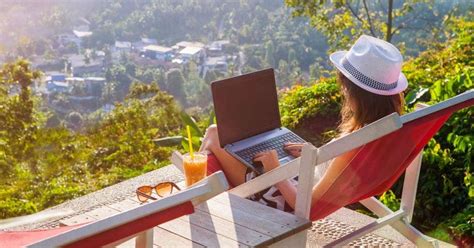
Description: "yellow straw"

(186, 125), (194, 159)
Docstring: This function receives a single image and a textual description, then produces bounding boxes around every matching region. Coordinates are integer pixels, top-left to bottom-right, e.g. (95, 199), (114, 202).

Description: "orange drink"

(183, 152), (207, 186)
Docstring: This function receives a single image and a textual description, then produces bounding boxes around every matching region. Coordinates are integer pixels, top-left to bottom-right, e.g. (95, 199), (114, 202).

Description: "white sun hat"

(330, 35), (408, 96)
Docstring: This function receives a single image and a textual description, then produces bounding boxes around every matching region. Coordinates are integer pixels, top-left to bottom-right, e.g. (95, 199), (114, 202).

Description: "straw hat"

(330, 35), (407, 96)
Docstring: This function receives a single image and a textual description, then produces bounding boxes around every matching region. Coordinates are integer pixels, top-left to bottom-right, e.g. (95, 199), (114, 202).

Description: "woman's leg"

(199, 125), (247, 186)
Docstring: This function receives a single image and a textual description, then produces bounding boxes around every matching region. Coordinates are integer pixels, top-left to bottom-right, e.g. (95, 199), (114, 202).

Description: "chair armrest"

(229, 157), (301, 198)
(316, 113), (402, 164)
(171, 151), (184, 173)
(28, 172), (228, 248)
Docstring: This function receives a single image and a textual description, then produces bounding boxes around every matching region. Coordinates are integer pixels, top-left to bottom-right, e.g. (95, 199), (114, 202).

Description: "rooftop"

(73, 30), (93, 38)
(179, 46), (203, 56)
(208, 40), (230, 50)
(176, 41), (205, 48)
(85, 77), (106, 81)
(144, 45), (173, 53)
(141, 38), (157, 44)
(115, 41), (132, 49)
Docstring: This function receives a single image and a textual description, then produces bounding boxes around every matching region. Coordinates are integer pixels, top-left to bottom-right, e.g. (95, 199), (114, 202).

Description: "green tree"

(277, 59), (291, 88)
(165, 69), (187, 106)
(285, 0), (461, 50)
(0, 60), (41, 167)
(265, 40), (276, 67)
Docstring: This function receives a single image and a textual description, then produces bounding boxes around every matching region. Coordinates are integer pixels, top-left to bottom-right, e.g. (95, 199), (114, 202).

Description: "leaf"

(207, 110), (215, 127)
(153, 136), (183, 147)
(180, 111), (203, 137)
(405, 87), (429, 105)
(469, 185), (474, 199)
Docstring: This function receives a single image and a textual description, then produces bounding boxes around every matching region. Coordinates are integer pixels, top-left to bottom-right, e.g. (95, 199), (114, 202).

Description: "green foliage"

(0, 198), (37, 219)
(446, 204), (474, 242)
(0, 69), (182, 218)
(165, 69), (187, 106)
(379, 190), (401, 212)
(279, 78), (341, 129)
(285, 0), (462, 53)
(400, 19), (474, 231)
(154, 110), (215, 153)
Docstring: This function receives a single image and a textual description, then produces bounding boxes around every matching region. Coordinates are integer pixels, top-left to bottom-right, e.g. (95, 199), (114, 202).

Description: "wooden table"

(60, 191), (311, 247)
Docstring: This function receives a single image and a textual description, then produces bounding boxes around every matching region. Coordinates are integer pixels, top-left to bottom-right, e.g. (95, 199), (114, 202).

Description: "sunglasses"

(136, 182), (181, 203)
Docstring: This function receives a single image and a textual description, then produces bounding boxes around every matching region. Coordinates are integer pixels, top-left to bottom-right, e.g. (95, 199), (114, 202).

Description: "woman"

(199, 35), (407, 212)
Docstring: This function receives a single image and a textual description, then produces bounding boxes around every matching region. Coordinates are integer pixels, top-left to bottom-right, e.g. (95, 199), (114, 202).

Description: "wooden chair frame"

(27, 171), (229, 248)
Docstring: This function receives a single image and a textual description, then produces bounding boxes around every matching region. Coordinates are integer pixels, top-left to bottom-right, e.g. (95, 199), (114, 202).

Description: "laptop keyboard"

(235, 132), (305, 165)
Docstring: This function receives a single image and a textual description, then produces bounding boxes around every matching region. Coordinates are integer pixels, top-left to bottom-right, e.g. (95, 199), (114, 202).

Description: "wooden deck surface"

(59, 190), (311, 247)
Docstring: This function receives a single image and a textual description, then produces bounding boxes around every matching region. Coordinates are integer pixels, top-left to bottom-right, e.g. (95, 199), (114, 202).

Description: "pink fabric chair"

(206, 153), (235, 188)
(0, 225), (83, 248)
(208, 89), (474, 246)
(0, 171), (228, 248)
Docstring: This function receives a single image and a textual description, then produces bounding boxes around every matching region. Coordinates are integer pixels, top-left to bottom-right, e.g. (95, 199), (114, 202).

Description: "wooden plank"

(154, 227), (205, 248)
(211, 193), (309, 228)
(295, 143), (317, 219)
(159, 218), (248, 248)
(109, 198), (142, 212)
(197, 200), (311, 246)
(196, 199), (290, 237)
(182, 207), (272, 247)
(86, 206), (120, 219)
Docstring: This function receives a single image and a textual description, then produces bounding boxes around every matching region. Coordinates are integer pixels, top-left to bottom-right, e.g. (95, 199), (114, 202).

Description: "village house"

(84, 77), (106, 97)
(114, 41), (132, 53)
(179, 46), (204, 62)
(66, 54), (104, 77)
(143, 45), (174, 61)
(174, 41), (205, 50)
(46, 74), (70, 93)
(206, 40), (230, 57)
(132, 38), (158, 52)
(204, 56), (228, 73)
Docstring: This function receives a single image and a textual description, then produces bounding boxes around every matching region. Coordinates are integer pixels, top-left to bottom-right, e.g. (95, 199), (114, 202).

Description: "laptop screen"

(211, 68), (281, 147)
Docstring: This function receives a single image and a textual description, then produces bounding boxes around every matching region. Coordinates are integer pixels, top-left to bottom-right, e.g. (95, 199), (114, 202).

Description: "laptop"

(211, 68), (306, 174)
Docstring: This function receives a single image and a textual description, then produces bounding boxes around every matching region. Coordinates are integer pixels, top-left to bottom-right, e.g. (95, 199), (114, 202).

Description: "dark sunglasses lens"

(155, 183), (173, 197)
(137, 186), (153, 202)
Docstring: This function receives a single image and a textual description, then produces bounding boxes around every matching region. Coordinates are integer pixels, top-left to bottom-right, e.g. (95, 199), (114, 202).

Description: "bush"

(0, 198), (37, 219)
(279, 78), (342, 145)
(401, 19), (473, 231)
(279, 78), (341, 129)
(446, 204), (474, 246)
(0, 79), (182, 219)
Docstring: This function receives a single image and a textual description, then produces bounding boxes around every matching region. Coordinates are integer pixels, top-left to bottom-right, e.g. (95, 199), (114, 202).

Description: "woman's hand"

(253, 150), (279, 173)
(283, 142), (304, 157)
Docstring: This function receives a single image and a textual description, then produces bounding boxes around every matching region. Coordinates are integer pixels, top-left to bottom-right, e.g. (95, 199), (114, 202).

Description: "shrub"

(401, 18), (473, 230)
(279, 78), (341, 129)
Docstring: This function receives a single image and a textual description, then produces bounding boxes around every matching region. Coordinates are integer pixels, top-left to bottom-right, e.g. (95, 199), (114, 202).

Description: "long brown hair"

(337, 71), (404, 133)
